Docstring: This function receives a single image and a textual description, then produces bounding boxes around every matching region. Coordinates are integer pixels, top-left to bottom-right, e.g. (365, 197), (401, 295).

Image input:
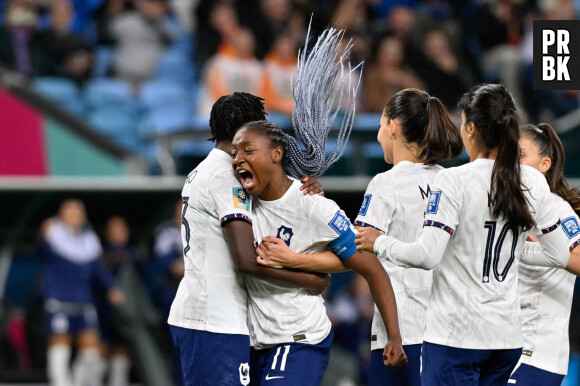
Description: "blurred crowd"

(0, 0), (579, 170)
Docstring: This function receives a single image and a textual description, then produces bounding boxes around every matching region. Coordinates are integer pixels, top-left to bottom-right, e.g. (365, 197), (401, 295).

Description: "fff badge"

(533, 20), (580, 90)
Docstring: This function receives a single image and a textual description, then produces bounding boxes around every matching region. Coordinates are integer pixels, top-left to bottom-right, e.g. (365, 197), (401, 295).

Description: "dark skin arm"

(344, 250), (407, 370)
(223, 220), (330, 295)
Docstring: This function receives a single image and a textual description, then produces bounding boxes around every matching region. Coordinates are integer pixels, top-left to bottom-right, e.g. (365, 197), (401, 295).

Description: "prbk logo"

(534, 20), (580, 90)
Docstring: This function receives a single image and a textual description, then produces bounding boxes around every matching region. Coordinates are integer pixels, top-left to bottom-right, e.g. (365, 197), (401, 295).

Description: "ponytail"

(384, 88), (462, 165)
(422, 97), (463, 163)
(459, 84), (535, 231)
(521, 123), (580, 212)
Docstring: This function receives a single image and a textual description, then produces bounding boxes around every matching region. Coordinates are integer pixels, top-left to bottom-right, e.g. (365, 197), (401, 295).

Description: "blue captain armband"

(328, 211), (358, 260)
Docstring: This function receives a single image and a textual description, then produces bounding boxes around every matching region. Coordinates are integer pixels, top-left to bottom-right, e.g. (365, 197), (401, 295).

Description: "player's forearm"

(374, 228), (448, 270)
(344, 252), (402, 343)
(285, 251), (349, 273)
(566, 244), (580, 275)
(245, 265), (326, 290)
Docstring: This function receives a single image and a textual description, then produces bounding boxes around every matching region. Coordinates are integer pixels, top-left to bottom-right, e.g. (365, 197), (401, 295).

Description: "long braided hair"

(281, 21), (362, 178)
(208, 92), (266, 143)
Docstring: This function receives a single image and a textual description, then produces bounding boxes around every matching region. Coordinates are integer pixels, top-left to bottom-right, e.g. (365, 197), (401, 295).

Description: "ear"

(389, 118), (399, 138)
(538, 156), (552, 174)
(465, 122), (476, 138)
(271, 146), (284, 164)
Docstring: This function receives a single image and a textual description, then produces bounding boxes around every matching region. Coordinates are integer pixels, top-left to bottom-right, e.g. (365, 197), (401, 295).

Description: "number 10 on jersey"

(482, 221), (518, 283)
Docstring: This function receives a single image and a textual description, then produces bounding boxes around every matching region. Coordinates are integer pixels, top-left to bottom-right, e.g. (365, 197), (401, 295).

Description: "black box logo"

(533, 20), (580, 90)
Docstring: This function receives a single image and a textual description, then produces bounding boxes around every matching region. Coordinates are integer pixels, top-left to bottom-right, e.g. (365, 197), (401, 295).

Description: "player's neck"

(215, 141), (233, 154)
(392, 141), (422, 165)
(468, 146), (498, 162)
(258, 174), (293, 201)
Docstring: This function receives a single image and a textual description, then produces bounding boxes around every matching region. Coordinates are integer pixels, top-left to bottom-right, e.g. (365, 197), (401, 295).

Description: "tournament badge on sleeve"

(233, 187), (250, 211)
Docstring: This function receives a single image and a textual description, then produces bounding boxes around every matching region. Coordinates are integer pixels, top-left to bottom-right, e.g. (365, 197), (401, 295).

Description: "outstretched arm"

(224, 220), (330, 294)
(344, 250), (407, 370)
(256, 236), (349, 273)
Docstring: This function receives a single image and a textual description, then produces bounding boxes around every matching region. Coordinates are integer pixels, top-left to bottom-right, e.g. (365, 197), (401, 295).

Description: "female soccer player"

(257, 88), (462, 385)
(508, 123), (580, 385)
(231, 120), (407, 385)
(356, 84), (571, 385)
(41, 199), (123, 386)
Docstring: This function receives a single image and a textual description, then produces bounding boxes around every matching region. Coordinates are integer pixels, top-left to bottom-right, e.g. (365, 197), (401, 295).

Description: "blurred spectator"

(0, 0), (50, 76)
(261, 33), (297, 115)
(244, 0), (294, 59)
(327, 273), (375, 384)
(416, 27), (476, 109)
(97, 216), (140, 386)
(362, 34), (424, 113)
(41, 0), (93, 84)
(110, 0), (183, 90)
(92, 0), (134, 47)
(198, 27), (263, 115)
(39, 199), (123, 386)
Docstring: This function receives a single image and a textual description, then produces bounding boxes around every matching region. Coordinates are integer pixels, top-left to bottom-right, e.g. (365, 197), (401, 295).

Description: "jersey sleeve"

(558, 202), (580, 252)
(529, 177), (565, 235)
(422, 169), (461, 236)
(209, 171), (253, 227)
(354, 175), (395, 232)
(310, 198), (357, 261)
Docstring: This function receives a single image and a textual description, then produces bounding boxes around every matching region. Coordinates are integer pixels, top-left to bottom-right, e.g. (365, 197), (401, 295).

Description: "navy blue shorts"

(250, 329), (333, 385)
(509, 363), (565, 386)
(421, 342), (522, 386)
(369, 343), (422, 386)
(44, 299), (98, 335)
(169, 325), (251, 386)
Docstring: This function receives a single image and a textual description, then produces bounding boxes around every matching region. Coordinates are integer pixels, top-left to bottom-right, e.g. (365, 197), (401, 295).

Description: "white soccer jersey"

(168, 149), (252, 335)
(246, 179), (357, 349)
(518, 194), (580, 375)
(355, 161), (440, 349)
(375, 159), (569, 350)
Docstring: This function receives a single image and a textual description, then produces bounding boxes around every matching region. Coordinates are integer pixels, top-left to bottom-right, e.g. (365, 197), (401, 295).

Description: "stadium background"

(1, 0), (580, 385)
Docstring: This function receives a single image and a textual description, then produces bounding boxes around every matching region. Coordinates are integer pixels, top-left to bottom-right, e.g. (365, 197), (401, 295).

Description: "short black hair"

(208, 92), (267, 143)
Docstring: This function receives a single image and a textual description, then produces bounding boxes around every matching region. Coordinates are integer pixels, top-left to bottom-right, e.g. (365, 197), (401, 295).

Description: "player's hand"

(256, 236), (295, 269)
(299, 176), (324, 196)
(527, 234), (538, 242)
(383, 339), (407, 370)
(355, 227), (384, 253)
(307, 273), (331, 295)
(107, 288), (125, 307)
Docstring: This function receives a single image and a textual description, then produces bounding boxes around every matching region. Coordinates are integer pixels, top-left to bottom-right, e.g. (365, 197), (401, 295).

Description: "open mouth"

(237, 169), (255, 190)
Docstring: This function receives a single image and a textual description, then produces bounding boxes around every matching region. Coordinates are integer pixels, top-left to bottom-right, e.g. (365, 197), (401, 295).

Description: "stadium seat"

(91, 45), (116, 78)
(88, 106), (142, 153)
(155, 48), (196, 84)
(84, 78), (138, 114)
(139, 79), (191, 110)
(32, 77), (86, 116)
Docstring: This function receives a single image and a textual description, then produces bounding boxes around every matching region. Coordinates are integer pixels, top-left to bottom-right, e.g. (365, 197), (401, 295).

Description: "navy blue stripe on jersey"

(353, 220), (382, 231)
(423, 220), (455, 236)
(541, 220), (561, 234)
(570, 239), (580, 252)
(329, 228), (357, 260)
(220, 213), (252, 227)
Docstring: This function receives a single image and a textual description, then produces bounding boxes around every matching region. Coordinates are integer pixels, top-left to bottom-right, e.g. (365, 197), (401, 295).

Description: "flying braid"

(281, 20), (362, 178)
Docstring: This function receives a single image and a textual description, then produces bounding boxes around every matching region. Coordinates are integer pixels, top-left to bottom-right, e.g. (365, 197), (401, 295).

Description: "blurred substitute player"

(41, 199), (123, 386)
(167, 92), (329, 386)
(508, 123), (580, 385)
(256, 88), (462, 385)
(231, 121), (407, 385)
(356, 84), (573, 385)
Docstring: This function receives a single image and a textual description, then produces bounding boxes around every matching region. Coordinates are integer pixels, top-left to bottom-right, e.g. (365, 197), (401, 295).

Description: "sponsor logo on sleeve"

(232, 187), (250, 211)
(426, 191), (442, 215)
(358, 194), (372, 216)
(329, 211), (351, 235)
(562, 216), (580, 239)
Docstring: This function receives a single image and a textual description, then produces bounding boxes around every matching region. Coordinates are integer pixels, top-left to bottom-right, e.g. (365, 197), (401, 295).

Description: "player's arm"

(256, 236), (349, 273)
(223, 220), (330, 294)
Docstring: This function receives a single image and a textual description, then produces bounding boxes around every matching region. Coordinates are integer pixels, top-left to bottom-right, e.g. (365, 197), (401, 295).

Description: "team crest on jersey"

(562, 216), (580, 239)
(426, 191), (442, 215)
(277, 225), (293, 246)
(358, 194), (372, 216)
(232, 187), (250, 211)
(239, 363), (250, 385)
(329, 211), (351, 235)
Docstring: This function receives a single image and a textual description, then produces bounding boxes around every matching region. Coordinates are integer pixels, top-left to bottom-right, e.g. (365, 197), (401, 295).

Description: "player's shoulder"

(521, 165), (551, 196)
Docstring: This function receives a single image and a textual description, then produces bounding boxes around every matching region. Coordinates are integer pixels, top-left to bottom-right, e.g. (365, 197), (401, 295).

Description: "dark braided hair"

(521, 123), (580, 212)
(241, 120), (320, 179)
(208, 92), (267, 143)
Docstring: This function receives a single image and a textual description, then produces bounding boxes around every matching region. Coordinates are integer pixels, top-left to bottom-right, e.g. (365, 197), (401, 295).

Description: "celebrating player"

(508, 123), (580, 385)
(256, 88), (462, 385)
(167, 92), (328, 386)
(231, 120), (407, 385)
(356, 84), (571, 385)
